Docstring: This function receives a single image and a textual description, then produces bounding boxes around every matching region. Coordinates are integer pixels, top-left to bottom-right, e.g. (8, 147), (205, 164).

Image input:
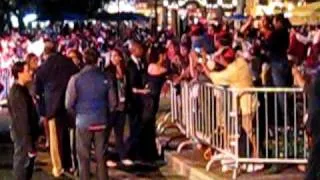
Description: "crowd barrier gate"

(165, 81), (309, 179)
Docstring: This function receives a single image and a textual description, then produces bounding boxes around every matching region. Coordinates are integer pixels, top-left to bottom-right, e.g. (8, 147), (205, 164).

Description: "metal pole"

(117, 0), (120, 39)
(154, 0), (158, 36)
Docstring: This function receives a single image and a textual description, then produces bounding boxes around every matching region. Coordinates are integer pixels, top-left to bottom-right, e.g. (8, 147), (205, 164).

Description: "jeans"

(106, 111), (126, 160)
(11, 132), (35, 180)
(270, 59), (293, 126)
(270, 60), (291, 88)
(76, 128), (108, 180)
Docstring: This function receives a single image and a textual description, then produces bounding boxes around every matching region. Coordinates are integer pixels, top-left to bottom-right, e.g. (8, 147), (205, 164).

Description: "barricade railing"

(226, 87), (308, 178)
(166, 81), (309, 179)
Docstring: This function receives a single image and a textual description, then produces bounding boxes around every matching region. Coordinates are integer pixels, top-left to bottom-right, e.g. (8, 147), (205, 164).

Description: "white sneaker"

(122, 159), (134, 166)
(106, 160), (117, 168)
(246, 164), (264, 173)
(240, 164), (247, 171)
(297, 165), (306, 172)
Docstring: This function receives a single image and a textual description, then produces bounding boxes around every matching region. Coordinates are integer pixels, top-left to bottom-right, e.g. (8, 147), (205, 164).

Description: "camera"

(195, 47), (201, 54)
(194, 47), (204, 63)
(195, 47), (203, 63)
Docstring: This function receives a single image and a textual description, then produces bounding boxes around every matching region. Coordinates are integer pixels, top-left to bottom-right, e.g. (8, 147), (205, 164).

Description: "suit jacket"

(35, 53), (79, 119)
(8, 83), (39, 152)
(125, 57), (146, 111)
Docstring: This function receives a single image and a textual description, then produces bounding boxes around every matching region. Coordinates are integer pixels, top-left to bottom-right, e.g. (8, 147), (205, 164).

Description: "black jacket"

(8, 83), (39, 151)
(125, 58), (146, 111)
(105, 65), (127, 112)
(35, 53), (79, 119)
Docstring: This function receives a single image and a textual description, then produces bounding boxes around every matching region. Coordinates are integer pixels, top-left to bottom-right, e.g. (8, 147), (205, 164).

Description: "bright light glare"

(23, 13), (37, 25)
(27, 39), (45, 57)
(10, 15), (19, 28)
(106, 1), (136, 13)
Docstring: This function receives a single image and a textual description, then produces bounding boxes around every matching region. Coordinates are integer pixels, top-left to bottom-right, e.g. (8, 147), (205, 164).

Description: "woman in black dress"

(139, 45), (168, 162)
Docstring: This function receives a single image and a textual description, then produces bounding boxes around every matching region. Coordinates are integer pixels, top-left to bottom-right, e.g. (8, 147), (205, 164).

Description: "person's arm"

(200, 57), (232, 85)
(106, 75), (118, 113)
(34, 70), (44, 101)
(116, 65), (124, 79)
(148, 63), (167, 76)
(65, 75), (77, 114)
(295, 33), (310, 45)
(189, 51), (198, 78)
(200, 61), (212, 78)
(292, 66), (306, 88)
(126, 63), (150, 95)
(132, 88), (150, 94)
(240, 16), (253, 34)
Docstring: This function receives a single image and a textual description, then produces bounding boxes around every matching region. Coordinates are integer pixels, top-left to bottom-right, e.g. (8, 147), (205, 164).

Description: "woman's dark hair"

(68, 49), (82, 60)
(148, 44), (166, 64)
(25, 53), (37, 64)
(12, 61), (27, 80)
(180, 42), (191, 51)
(84, 48), (99, 65)
(168, 40), (180, 54)
(112, 48), (124, 61)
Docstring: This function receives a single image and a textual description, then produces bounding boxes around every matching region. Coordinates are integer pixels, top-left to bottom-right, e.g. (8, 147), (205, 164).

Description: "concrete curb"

(164, 150), (306, 180)
(165, 151), (226, 180)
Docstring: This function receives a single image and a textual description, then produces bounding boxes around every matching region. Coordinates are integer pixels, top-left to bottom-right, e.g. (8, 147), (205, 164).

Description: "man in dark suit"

(35, 40), (79, 177)
(8, 62), (40, 180)
(125, 41), (149, 164)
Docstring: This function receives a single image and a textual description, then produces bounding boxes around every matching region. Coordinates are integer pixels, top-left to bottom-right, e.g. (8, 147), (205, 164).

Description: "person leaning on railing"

(292, 65), (320, 179)
(193, 47), (263, 173)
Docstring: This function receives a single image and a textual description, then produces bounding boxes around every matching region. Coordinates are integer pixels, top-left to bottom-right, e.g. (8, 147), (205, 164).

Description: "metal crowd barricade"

(157, 81), (189, 141)
(167, 81), (309, 179)
(228, 87), (308, 177)
(206, 87), (309, 179)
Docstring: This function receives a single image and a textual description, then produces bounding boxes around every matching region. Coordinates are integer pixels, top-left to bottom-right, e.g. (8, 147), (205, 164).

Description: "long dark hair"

(148, 44), (166, 64)
(109, 48), (125, 73)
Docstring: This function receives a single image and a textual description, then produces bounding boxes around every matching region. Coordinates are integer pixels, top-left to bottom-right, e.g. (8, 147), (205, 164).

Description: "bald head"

(129, 41), (143, 58)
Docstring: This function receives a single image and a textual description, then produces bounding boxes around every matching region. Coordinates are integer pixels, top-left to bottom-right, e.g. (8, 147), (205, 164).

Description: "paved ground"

(166, 148), (305, 180)
(0, 102), (183, 180)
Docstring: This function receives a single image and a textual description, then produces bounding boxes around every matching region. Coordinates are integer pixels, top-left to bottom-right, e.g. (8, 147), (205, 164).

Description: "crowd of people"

(4, 13), (320, 180)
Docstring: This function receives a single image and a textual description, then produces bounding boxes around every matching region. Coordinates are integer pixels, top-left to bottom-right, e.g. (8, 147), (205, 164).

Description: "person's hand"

(261, 63), (270, 74)
(142, 89), (151, 94)
(28, 151), (37, 158)
(132, 88), (138, 94)
(248, 16), (254, 24)
(200, 48), (207, 63)
(133, 88), (150, 94)
(181, 69), (189, 77)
